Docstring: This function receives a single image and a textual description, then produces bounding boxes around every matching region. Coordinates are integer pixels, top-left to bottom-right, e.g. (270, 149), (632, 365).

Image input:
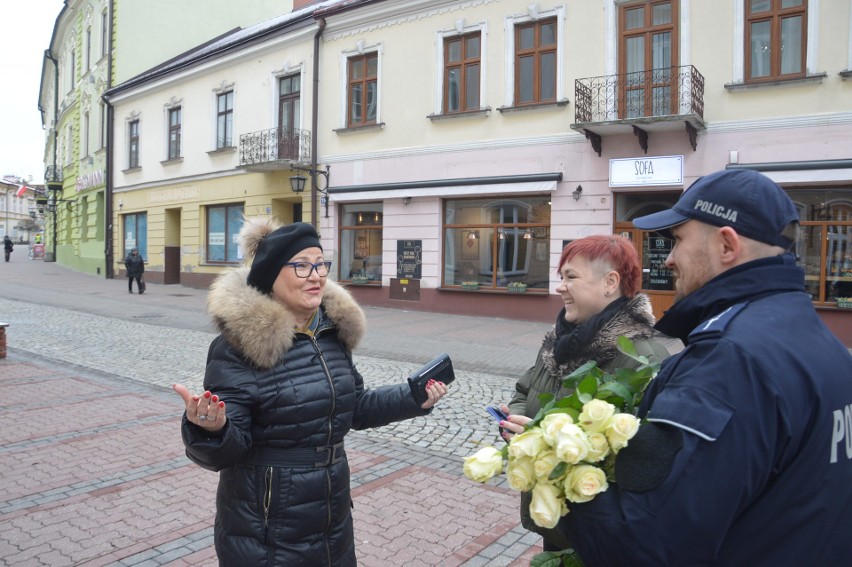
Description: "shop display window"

(339, 204), (383, 283)
(443, 196), (551, 291)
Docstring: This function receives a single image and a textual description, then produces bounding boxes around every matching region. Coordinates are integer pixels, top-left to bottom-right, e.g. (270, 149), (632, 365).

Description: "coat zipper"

(263, 466), (273, 530)
(309, 333), (336, 567)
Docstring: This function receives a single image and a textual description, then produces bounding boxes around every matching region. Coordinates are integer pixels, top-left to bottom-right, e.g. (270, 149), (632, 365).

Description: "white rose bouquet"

(462, 337), (661, 567)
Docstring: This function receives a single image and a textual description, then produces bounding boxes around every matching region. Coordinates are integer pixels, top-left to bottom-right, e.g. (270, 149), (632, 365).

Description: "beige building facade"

(56, 0), (852, 343)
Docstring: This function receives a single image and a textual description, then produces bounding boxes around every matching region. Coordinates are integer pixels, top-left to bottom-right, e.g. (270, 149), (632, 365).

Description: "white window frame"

(503, 5), (566, 107)
(339, 42), (383, 128)
(731, 0), (817, 83)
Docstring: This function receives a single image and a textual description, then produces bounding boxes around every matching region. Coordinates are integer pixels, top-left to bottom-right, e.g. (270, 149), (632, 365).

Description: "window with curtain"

(216, 92), (234, 149)
(619, 1), (678, 119)
(339, 204), (383, 283)
(347, 53), (378, 127)
(745, 0), (806, 82)
(443, 197), (551, 290)
(206, 204), (244, 263)
(514, 18), (557, 105)
(444, 32), (481, 113)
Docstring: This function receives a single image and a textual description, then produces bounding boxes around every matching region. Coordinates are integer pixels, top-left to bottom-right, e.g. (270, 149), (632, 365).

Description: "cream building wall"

(311, 0), (852, 328)
(109, 14), (320, 281)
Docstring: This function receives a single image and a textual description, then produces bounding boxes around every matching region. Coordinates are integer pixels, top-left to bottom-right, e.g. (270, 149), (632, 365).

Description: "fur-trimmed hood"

(207, 267), (366, 369)
(540, 294), (657, 378)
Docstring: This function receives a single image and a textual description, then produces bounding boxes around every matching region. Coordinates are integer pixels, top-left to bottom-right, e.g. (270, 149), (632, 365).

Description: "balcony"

(44, 165), (63, 185)
(571, 65), (706, 156)
(238, 127), (312, 171)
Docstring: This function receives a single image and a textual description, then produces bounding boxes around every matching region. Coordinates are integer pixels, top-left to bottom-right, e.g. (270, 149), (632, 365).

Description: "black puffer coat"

(181, 267), (426, 566)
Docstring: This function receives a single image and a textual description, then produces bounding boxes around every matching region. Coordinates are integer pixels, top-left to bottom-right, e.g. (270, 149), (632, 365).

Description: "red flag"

(15, 185), (28, 198)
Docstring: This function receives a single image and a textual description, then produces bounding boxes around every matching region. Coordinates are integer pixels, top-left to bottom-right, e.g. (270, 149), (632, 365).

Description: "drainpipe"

(310, 18), (326, 229)
(45, 49), (60, 263)
(103, 0), (115, 278)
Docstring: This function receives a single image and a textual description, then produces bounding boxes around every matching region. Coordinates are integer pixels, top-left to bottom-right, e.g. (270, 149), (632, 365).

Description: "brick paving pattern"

(0, 259), (549, 566)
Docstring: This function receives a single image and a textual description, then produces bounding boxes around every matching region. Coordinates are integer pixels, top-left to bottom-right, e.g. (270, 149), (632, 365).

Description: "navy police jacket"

(561, 254), (852, 566)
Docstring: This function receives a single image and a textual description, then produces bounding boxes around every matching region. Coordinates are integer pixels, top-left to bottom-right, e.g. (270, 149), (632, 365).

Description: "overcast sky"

(0, 0), (65, 185)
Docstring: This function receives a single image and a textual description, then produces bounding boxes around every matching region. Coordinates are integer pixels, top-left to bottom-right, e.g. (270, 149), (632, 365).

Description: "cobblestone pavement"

(0, 258), (552, 566)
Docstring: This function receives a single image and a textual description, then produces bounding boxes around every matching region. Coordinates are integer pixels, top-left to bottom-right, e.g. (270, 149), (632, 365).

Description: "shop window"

(206, 204), (243, 264)
(339, 204), (383, 283)
(123, 212), (147, 260)
(787, 188), (852, 305)
(443, 197), (551, 290)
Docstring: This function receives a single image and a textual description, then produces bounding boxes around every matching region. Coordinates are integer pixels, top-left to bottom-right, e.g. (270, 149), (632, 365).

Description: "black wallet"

(408, 353), (455, 404)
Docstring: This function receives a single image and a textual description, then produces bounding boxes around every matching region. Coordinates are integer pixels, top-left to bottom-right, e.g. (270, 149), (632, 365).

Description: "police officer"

(557, 169), (852, 565)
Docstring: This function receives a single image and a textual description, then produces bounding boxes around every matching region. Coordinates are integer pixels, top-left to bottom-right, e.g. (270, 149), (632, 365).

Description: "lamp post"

(45, 181), (72, 262)
(289, 164), (331, 223)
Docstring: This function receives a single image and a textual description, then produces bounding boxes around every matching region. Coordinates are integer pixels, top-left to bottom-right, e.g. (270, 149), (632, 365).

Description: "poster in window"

(355, 232), (369, 259)
(643, 236), (674, 291)
(397, 240), (422, 279)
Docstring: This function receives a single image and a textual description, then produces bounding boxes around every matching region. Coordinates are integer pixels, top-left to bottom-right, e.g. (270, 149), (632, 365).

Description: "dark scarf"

(553, 296), (629, 365)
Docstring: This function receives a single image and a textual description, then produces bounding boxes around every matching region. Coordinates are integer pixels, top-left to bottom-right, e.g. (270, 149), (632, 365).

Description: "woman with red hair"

(499, 234), (682, 551)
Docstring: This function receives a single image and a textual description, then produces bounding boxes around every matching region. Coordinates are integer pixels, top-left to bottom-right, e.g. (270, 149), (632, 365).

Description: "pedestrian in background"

(124, 248), (144, 293)
(498, 234), (682, 551)
(172, 218), (448, 566)
(4, 235), (13, 262)
(558, 169), (852, 565)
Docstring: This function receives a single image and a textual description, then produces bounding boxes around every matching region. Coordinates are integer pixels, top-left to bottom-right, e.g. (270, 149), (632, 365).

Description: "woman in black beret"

(172, 217), (448, 566)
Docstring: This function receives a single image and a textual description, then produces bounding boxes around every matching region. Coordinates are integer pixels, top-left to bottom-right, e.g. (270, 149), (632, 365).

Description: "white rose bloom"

(463, 446), (504, 483)
(533, 450), (562, 481)
(508, 429), (549, 460)
(585, 432), (611, 463)
(507, 456), (536, 492)
(606, 413), (640, 452)
(578, 399), (616, 433)
(553, 423), (592, 465)
(540, 413), (574, 446)
(529, 482), (568, 529)
(564, 464), (609, 503)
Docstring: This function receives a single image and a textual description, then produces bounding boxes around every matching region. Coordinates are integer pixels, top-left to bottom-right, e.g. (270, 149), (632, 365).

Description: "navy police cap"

(632, 169), (799, 248)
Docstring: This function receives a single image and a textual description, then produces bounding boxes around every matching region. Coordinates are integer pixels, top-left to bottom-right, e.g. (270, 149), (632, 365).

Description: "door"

(278, 74), (301, 161)
(619, 1), (678, 119)
(614, 189), (681, 321)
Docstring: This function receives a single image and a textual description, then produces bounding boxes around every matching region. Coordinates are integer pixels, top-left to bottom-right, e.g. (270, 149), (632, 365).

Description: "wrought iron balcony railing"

(574, 65), (704, 125)
(44, 165), (63, 184)
(239, 127), (312, 168)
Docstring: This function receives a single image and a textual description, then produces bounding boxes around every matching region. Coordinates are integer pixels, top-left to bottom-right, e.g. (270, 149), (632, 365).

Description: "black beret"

(247, 222), (322, 294)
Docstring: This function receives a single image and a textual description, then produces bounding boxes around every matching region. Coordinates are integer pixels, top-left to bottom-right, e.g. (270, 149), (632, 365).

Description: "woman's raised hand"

(497, 404), (530, 441)
(172, 384), (227, 432)
(421, 380), (449, 410)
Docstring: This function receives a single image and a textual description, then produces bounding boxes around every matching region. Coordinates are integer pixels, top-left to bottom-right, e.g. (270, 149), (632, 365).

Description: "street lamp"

(45, 182), (74, 262)
(289, 164), (331, 219)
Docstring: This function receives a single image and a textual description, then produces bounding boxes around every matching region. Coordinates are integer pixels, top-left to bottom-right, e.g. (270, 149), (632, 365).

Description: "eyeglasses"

(285, 261), (332, 278)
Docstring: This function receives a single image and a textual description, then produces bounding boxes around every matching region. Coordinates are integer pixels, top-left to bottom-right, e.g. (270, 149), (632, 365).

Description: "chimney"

(293, 0), (321, 10)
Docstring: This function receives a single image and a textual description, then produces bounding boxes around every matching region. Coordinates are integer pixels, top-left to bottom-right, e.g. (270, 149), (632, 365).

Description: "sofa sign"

(609, 155), (683, 187)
